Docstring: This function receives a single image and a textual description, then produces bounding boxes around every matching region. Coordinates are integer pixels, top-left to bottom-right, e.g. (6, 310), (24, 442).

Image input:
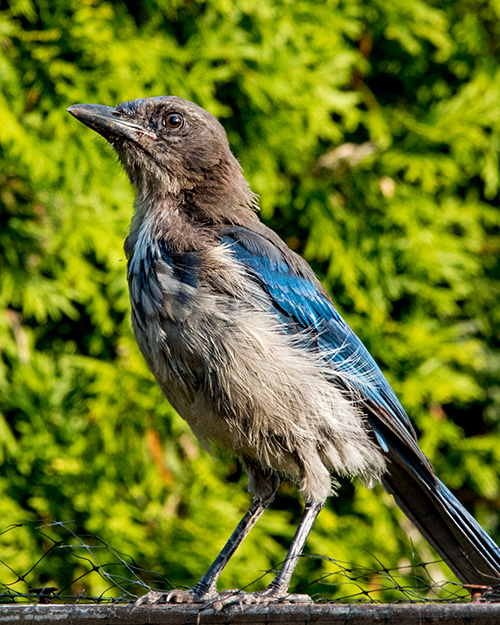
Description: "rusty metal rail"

(1, 603), (500, 624)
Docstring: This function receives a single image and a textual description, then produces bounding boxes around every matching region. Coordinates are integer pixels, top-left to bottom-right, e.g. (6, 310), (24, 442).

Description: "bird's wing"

(221, 224), (434, 478)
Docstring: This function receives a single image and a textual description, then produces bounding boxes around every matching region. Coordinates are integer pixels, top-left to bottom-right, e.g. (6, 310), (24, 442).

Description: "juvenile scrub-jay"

(67, 97), (500, 604)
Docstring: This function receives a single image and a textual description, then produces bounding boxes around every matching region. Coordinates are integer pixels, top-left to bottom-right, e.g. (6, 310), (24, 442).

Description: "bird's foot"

(135, 587), (212, 605)
(204, 588), (313, 608)
(135, 586), (312, 609)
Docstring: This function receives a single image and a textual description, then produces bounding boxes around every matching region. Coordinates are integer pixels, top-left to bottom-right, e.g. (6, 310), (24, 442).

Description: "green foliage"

(1, 0), (500, 601)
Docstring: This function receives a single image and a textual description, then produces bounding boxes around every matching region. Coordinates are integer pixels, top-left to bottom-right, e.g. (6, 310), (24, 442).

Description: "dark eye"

(164, 112), (184, 129)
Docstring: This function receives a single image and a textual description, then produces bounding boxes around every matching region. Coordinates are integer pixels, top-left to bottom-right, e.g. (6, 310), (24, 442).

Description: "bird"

(67, 96), (500, 605)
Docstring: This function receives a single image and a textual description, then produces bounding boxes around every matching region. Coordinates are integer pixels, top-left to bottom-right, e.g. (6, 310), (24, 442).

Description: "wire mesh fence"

(1, 520), (495, 607)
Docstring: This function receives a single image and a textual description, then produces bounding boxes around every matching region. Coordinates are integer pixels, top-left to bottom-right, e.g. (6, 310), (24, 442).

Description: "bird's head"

(67, 96), (257, 222)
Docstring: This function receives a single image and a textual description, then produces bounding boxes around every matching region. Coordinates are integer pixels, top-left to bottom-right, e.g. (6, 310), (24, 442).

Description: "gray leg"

(193, 495), (274, 597)
(136, 494), (275, 605)
(211, 500), (325, 607)
(260, 500), (325, 598)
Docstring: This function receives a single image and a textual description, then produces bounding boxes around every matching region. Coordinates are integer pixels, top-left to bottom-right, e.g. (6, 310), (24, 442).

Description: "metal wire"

(0, 521), (478, 604)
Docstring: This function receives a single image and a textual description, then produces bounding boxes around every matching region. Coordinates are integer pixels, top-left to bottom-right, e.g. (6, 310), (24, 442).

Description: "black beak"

(67, 103), (156, 142)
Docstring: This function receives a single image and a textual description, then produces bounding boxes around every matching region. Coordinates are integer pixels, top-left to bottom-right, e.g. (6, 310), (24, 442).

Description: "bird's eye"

(164, 113), (184, 129)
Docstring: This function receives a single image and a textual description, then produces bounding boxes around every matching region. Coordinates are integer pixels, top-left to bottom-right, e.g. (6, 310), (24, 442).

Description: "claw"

(135, 590), (170, 605)
(135, 589), (198, 605)
(135, 587), (216, 606)
(164, 589), (198, 603)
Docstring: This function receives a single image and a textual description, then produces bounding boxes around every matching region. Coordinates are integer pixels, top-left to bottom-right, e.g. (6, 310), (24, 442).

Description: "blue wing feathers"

(221, 225), (424, 468)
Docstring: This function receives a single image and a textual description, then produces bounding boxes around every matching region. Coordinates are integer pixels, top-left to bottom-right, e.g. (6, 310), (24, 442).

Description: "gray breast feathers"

(126, 235), (386, 503)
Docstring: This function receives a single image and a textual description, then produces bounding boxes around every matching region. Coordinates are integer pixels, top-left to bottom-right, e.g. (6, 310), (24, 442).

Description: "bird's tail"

(383, 459), (500, 589)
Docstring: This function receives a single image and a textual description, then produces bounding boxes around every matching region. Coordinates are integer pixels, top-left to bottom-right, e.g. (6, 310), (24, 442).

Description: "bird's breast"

(125, 235), (386, 500)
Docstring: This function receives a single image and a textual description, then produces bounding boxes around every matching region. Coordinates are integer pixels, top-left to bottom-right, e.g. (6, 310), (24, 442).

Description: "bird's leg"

(222, 500), (325, 606)
(259, 500), (324, 599)
(135, 494), (275, 605)
(191, 495), (274, 599)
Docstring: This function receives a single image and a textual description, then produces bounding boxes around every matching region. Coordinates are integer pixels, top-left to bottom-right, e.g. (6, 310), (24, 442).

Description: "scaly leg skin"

(135, 495), (275, 606)
(216, 501), (325, 607)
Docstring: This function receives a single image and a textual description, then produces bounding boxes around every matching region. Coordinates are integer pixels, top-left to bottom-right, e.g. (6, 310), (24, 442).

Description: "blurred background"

(1, 0), (500, 602)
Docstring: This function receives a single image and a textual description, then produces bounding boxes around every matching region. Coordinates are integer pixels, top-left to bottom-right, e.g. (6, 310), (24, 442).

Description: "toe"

(135, 590), (169, 605)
